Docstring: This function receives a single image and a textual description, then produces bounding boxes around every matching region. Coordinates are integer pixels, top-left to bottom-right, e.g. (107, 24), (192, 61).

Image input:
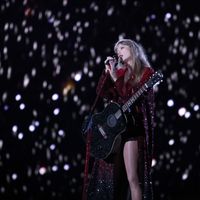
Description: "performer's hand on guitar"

(104, 56), (117, 81)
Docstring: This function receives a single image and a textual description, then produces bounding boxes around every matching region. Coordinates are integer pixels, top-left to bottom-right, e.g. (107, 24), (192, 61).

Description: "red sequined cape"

(84, 66), (155, 200)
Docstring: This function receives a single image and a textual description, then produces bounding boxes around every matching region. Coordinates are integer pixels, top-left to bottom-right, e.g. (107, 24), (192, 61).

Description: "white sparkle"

(184, 111), (191, 118)
(50, 144), (56, 150)
(12, 125), (18, 133)
(178, 107), (186, 117)
(74, 72), (82, 81)
(169, 139), (175, 146)
(167, 99), (174, 107)
(151, 159), (157, 167)
(11, 173), (18, 180)
(19, 103), (25, 110)
(15, 94), (21, 101)
(52, 93), (59, 101)
(29, 125), (35, 132)
(18, 133), (24, 140)
(39, 167), (47, 175)
(58, 129), (65, 136)
(63, 164), (70, 171)
(52, 165), (58, 172)
(193, 104), (199, 111)
(182, 172), (188, 180)
(53, 108), (60, 115)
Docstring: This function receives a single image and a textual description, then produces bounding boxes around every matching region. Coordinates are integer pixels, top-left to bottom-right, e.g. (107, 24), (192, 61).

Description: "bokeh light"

(0, 0), (199, 200)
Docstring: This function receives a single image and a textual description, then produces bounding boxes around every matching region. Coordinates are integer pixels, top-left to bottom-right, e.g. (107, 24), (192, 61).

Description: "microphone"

(104, 56), (116, 66)
(104, 56), (124, 68)
(115, 57), (124, 68)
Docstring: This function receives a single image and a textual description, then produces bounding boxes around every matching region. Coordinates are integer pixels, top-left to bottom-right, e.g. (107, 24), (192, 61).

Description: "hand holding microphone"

(104, 56), (117, 81)
(104, 56), (124, 81)
(104, 56), (116, 68)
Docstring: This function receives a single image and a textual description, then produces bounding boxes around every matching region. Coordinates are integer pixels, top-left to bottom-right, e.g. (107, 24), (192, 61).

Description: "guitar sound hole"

(107, 114), (117, 128)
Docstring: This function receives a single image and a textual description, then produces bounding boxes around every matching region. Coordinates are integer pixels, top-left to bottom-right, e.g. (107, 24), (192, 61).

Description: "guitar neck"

(115, 70), (163, 117)
(122, 84), (148, 113)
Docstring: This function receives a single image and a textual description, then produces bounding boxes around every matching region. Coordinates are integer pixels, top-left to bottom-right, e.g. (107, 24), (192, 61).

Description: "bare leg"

(123, 140), (142, 200)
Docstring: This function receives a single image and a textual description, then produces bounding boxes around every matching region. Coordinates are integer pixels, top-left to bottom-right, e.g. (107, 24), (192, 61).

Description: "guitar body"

(88, 70), (163, 160)
(90, 102), (127, 159)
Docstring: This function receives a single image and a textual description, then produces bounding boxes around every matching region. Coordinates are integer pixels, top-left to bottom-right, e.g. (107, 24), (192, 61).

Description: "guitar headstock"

(146, 70), (163, 88)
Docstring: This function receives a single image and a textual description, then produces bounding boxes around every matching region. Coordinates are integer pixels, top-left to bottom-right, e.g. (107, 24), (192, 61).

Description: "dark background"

(0, 0), (199, 199)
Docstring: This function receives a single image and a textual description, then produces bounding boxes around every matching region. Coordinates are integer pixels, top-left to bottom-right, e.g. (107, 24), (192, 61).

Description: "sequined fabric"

(84, 66), (155, 200)
(87, 159), (114, 200)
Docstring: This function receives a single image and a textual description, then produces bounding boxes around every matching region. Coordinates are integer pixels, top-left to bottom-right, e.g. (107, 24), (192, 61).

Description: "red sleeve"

(96, 67), (154, 101)
(96, 71), (118, 100)
(96, 67), (128, 100)
(114, 76), (126, 97)
(140, 67), (154, 86)
(114, 67), (154, 99)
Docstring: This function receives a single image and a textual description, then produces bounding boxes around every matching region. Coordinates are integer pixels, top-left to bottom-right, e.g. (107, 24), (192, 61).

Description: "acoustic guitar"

(89, 71), (163, 159)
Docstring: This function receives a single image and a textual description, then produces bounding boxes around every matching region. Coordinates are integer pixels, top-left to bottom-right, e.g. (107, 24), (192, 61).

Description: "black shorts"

(121, 112), (145, 142)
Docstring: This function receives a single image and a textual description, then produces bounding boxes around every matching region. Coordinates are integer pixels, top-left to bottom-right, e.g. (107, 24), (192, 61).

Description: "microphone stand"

(82, 70), (109, 200)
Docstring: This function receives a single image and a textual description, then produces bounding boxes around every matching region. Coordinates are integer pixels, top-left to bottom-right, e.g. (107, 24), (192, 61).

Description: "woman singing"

(83, 38), (156, 200)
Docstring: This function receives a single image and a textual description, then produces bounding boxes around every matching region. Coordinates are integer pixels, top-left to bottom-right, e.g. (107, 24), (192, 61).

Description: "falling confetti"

(0, 0), (199, 199)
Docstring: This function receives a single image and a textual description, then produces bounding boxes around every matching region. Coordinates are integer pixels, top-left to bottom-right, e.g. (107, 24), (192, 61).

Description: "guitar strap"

(82, 71), (109, 200)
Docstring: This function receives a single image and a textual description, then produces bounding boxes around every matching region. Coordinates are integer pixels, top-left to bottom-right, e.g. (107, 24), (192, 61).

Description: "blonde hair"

(114, 39), (151, 84)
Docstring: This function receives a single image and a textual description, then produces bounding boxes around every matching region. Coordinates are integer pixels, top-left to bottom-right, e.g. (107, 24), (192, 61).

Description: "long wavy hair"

(114, 39), (151, 85)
